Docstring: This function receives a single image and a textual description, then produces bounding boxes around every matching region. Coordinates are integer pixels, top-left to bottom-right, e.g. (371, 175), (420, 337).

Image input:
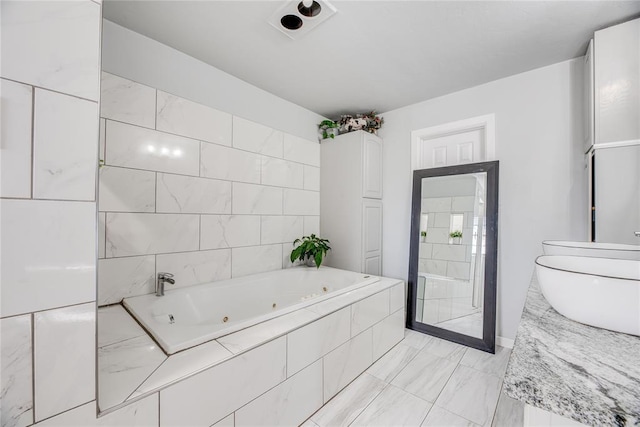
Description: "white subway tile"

(34, 303), (95, 421)
(200, 215), (261, 249)
(99, 118), (106, 160)
(32, 394), (159, 427)
(100, 72), (155, 128)
(156, 249), (231, 288)
(98, 255), (156, 305)
(447, 261), (471, 280)
(157, 91), (231, 146)
(261, 215), (304, 245)
(431, 244), (467, 262)
(372, 309), (405, 360)
(231, 245), (282, 277)
(283, 189), (320, 215)
(98, 305), (146, 348)
(351, 290), (390, 336)
(132, 340), (233, 399)
(236, 360), (323, 427)
(422, 197), (451, 213)
(287, 307), (351, 377)
(160, 337), (286, 427)
(98, 212), (106, 259)
(283, 134), (320, 166)
(106, 213), (199, 257)
(1, 200), (96, 317)
(33, 89), (98, 201)
(106, 121), (200, 176)
(1, 1), (101, 100)
(1, 314), (33, 427)
(98, 334), (166, 409)
(200, 142), (261, 184)
(261, 157), (303, 188)
(0, 79), (32, 198)
(157, 173), (231, 214)
(232, 116), (283, 157)
(323, 328), (373, 401)
(232, 183), (283, 215)
(99, 166), (155, 212)
(304, 216), (320, 236)
(303, 165), (320, 191)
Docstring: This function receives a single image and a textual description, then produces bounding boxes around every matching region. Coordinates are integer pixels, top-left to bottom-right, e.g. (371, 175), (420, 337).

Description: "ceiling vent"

(268, 0), (337, 40)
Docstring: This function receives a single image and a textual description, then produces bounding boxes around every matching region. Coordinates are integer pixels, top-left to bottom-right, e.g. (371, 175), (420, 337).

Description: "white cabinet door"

(362, 199), (382, 274)
(595, 144), (640, 244)
(594, 18), (640, 144)
(362, 134), (382, 199)
(584, 39), (594, 153)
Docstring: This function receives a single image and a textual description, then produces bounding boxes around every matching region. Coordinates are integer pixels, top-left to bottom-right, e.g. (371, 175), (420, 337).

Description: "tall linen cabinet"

(320, 130), (383, 275)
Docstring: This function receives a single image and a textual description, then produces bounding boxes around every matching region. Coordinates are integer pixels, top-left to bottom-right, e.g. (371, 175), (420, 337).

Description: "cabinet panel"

(363, 256), (381, 276)
(594, 144), (640, 244)
(362, 134), (382, 199)
(362, 200), (382, 255)
(594, 18), (640, 144)
(584, 39), (594, 153)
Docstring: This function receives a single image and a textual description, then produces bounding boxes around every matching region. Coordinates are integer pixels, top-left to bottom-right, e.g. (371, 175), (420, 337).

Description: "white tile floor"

(305, 329), (524, 427)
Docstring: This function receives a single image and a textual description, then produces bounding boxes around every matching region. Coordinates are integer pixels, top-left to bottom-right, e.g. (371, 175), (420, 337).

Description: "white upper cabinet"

(362, 133), (383, 199)
(583, 39), (595, 153)
(594, 18), (640, 145)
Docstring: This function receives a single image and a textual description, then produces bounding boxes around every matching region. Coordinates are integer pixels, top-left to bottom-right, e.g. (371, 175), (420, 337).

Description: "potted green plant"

(290, 234), (331, 268)
(420, 231), (427, 243)
(318, 120), (339, 139)
(449, 230), (463, 245)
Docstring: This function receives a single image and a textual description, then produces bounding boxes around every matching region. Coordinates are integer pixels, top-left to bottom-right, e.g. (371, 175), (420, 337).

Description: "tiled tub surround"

(98, 275), (405, 419)
(503, 276), (640, 426)
(1, 1), (102, 427)
(98, 71), (321, 305)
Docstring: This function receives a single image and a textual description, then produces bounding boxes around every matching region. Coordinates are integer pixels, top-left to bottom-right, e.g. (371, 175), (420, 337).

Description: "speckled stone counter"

(503, 276), (640, 427)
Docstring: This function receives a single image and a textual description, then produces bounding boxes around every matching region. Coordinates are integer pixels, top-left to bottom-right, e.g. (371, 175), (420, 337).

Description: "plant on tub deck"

(290, 234), (331, 268)
(449, 230), (463, 238)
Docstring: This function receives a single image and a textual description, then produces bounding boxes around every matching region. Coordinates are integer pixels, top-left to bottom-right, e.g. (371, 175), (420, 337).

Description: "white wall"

(379, 58), (587, 339)
(101, 20), (325, 142)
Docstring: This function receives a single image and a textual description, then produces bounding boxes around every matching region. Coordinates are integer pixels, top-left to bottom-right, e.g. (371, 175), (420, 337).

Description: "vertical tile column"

(0, 0), (102, 425)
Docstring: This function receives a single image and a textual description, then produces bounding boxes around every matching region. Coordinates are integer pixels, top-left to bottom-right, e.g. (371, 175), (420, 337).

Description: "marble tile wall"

(0, 2), (101, 426)
(98, 72), (321, 306)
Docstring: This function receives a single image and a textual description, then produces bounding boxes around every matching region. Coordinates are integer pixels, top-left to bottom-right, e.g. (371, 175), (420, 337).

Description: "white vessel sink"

(542, 241), (640, 260)
(535, 255), (640, 336)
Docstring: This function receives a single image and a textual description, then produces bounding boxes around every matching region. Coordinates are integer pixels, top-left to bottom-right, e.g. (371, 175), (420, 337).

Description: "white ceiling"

(103, 1), (640, 118)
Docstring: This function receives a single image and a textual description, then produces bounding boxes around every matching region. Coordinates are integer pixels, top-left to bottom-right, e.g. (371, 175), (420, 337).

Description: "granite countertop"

(503, 276), (640, 427)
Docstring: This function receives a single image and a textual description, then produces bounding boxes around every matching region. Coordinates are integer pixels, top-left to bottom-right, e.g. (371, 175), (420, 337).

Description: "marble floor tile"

(491, 391), (524, 427)
(351, 384), (432, 427)
(422, 336), (467, 363)
(435, 365), (502, 426)
(434, 312), (483, 339)
(311, 373), (386, 427)
(421, 405), (480, 427)
(460, 346), (511, 378)
(401, 329), (433, 350)
(366, 343), (420, 383)
(391, 351), (458, 403)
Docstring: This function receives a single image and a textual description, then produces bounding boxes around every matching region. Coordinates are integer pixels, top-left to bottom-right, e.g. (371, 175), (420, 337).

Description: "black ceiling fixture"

(297, 1), (321, 18)
(281, 14), (303, 30)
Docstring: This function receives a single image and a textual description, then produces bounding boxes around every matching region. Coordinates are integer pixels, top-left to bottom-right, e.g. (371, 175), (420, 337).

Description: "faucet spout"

(156, 272), (175, 296)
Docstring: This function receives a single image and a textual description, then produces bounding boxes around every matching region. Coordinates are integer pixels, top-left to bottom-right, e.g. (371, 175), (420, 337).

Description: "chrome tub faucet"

(156, 272), (175, 296)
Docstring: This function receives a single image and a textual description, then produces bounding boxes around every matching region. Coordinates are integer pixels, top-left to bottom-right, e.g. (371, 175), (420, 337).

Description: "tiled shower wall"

(1, 1), (101, 426)
(98, 72), (321, 306)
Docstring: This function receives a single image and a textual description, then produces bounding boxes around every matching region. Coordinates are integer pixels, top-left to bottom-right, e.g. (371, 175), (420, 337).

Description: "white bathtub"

(542, 240), (640, 260)
(123, 266), (379, 354)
